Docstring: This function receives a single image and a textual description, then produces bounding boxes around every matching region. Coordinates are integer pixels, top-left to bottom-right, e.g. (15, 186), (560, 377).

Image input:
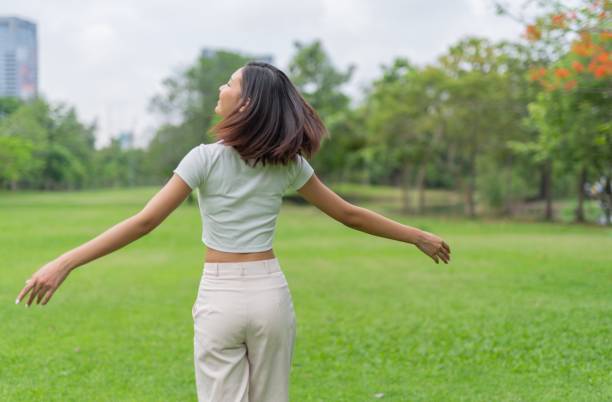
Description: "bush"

(476, 156), (530, 215)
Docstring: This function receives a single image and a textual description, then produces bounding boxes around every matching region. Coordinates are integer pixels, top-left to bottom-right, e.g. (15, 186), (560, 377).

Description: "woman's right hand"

(415, 230), (451, 264)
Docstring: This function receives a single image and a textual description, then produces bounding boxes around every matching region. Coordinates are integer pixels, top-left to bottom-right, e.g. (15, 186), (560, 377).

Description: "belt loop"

(214, 264), (219, 276)
(266, 260), (271, 274)
(240, 265), (245, 276)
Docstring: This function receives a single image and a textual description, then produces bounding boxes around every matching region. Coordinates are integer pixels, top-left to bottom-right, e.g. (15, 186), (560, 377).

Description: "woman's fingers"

(436, 253), (448, 264)
(18, 261), (71, 307)
(41, 288), (57, 305)
(415, 232), (451, 265)
(434, 247), (450, 264)
(18, 281), (55, 306)
(27, 282), (42, 306)
(36, 286), (50, 304)
(443, 241), (451, 253)
(16, 282), (34, 305)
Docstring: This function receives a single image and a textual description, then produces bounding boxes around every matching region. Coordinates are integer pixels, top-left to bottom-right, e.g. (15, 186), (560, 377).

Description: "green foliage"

(0, 136), (38, 189)
(147, 50), (251, 182)
(0, 97), (96, 190)
(475, 155), (530, 214)
(41, 143), (87, 189)
(0, 97), (22, 119)
(288, 39), (355, 119)
(91, 139), (153, 188)
(287, 39), (360, 180)
(1, 25), (609, 223)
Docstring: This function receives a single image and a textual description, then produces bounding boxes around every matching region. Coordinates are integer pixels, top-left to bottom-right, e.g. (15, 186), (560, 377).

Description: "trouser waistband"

(203, 257), (281, 276)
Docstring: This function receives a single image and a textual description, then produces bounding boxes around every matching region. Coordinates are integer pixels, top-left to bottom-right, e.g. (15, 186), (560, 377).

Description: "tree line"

(0, 0), (609, 224)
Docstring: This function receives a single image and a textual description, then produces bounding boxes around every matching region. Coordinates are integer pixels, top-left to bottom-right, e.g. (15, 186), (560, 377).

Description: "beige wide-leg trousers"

(192, 257), (296, 402)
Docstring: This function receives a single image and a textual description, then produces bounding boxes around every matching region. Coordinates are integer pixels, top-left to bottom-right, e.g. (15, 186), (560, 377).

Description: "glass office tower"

(0, 16), (38, 100)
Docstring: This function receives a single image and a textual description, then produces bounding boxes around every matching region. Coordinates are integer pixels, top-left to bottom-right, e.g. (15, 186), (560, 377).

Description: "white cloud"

(467, 0), (489, 16)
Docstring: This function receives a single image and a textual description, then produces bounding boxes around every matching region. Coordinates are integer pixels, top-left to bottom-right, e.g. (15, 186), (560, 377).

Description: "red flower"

(554, 68), (571, 79)
(594, 66), (608, 78)
(564, 80), (577, 90)
(551, 14), (566, 28)
(525, 25), (541, 41)
(571, 61), (584, 72)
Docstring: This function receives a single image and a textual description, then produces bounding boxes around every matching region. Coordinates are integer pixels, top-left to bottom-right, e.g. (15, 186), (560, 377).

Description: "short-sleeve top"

(172, 139), (314, 252)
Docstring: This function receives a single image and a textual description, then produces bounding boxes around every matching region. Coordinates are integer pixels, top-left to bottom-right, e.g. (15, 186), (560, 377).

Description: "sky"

(1, 0), (528, 149)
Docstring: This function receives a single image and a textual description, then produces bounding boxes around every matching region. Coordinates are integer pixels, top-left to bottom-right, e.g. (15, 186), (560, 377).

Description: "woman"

(16, 62), (451, 401)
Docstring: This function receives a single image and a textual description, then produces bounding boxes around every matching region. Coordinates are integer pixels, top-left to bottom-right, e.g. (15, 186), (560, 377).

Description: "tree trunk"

(416, 161), (427, 214)
(464, 177), (476, 218)
(538, 163), (547, 200)
(464, 152), (477, 218)
(574, 166), (587, 223)
(502, 156), (514, 217)
(400, 164), (412, 214)
(543, 159), (554, 221)
(602, 174), (611, 226)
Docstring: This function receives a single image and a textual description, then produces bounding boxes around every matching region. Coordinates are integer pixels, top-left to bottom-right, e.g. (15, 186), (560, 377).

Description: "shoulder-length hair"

(209, 61), (328, 168)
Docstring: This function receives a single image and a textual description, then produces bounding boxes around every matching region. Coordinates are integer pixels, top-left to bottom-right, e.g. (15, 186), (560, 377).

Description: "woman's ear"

(239, 98), (251, 113)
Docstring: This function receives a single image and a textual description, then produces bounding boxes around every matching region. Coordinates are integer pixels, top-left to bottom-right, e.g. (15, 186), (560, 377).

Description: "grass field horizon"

(1, 186), (610, 401)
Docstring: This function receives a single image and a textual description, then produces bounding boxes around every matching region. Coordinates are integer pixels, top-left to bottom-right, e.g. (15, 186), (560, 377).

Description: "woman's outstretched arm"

(296, 174), (451, 264)
(16, 174), (193, 306)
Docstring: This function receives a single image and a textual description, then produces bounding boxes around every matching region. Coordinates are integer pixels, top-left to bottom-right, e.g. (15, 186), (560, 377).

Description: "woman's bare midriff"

(204, 246), (276, 263)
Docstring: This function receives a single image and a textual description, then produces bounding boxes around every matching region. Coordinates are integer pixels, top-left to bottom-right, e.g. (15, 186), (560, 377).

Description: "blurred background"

(0, 0), (610, 222)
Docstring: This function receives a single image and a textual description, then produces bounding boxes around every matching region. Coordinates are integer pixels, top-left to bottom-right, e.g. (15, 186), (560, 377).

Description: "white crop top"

(172, 140), (314, 252)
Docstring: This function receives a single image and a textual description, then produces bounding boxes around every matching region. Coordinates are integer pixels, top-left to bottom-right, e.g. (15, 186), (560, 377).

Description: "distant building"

(200, 47), (274, 65)
(0, 16), (38, 100)
(116, 130), (134, 150)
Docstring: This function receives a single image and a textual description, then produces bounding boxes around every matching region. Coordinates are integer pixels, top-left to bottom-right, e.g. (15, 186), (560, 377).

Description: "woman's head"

(211, 62), (328, 167)
(214, 67), (245, 118)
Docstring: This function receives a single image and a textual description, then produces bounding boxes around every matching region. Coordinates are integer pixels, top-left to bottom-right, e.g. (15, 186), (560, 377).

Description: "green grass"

(1, 186), (611, 401)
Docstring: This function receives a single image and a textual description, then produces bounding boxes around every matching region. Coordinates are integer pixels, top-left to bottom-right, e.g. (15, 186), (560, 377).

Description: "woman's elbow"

(343, 205), (362, 228)
(133, 213), (157, 233)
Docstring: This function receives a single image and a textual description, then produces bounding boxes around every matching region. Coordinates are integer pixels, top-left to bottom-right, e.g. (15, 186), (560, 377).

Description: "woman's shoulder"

(198, 140), (225, 153)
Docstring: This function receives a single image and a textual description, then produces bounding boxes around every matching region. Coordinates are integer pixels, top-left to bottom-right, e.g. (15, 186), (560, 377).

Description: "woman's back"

(173, 139), (314, 253)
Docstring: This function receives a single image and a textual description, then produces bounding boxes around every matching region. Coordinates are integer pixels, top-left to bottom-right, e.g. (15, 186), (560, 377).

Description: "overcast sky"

(2, 0), (527, 149)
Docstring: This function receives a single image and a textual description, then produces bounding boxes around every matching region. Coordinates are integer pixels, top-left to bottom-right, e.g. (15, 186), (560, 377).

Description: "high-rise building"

(0, 16), (38, 100)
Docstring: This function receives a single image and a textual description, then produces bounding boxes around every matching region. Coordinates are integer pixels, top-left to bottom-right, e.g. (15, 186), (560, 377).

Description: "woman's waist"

(204, 246), (275, 263)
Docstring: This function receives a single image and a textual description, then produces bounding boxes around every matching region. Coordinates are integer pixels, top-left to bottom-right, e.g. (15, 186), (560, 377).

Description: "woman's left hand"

(16, 260), (72, 307)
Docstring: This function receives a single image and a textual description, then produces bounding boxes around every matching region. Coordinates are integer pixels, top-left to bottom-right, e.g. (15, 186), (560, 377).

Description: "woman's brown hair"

(209, 61), (328, 168)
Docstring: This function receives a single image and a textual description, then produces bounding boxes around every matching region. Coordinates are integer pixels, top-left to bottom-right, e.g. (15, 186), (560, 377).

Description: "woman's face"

(215, 67), (246, 117)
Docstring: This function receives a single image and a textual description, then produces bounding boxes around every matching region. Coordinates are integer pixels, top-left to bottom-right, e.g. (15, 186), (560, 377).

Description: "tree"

(498, 0), (612, 223)
(0, 98), (96, 190)
(438, 37), (526, 217)
(363, 58), (450, 214)
(287, 39), (359, 181)
(0, 97), (22, 119)
(0, 136), (37, 190)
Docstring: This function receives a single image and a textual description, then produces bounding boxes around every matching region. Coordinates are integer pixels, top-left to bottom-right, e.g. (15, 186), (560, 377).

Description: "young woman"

(16, 62), (451, 401)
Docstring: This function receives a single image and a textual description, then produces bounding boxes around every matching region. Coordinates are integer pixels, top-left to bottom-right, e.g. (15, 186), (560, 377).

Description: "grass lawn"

(1, 186), (610, 401)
